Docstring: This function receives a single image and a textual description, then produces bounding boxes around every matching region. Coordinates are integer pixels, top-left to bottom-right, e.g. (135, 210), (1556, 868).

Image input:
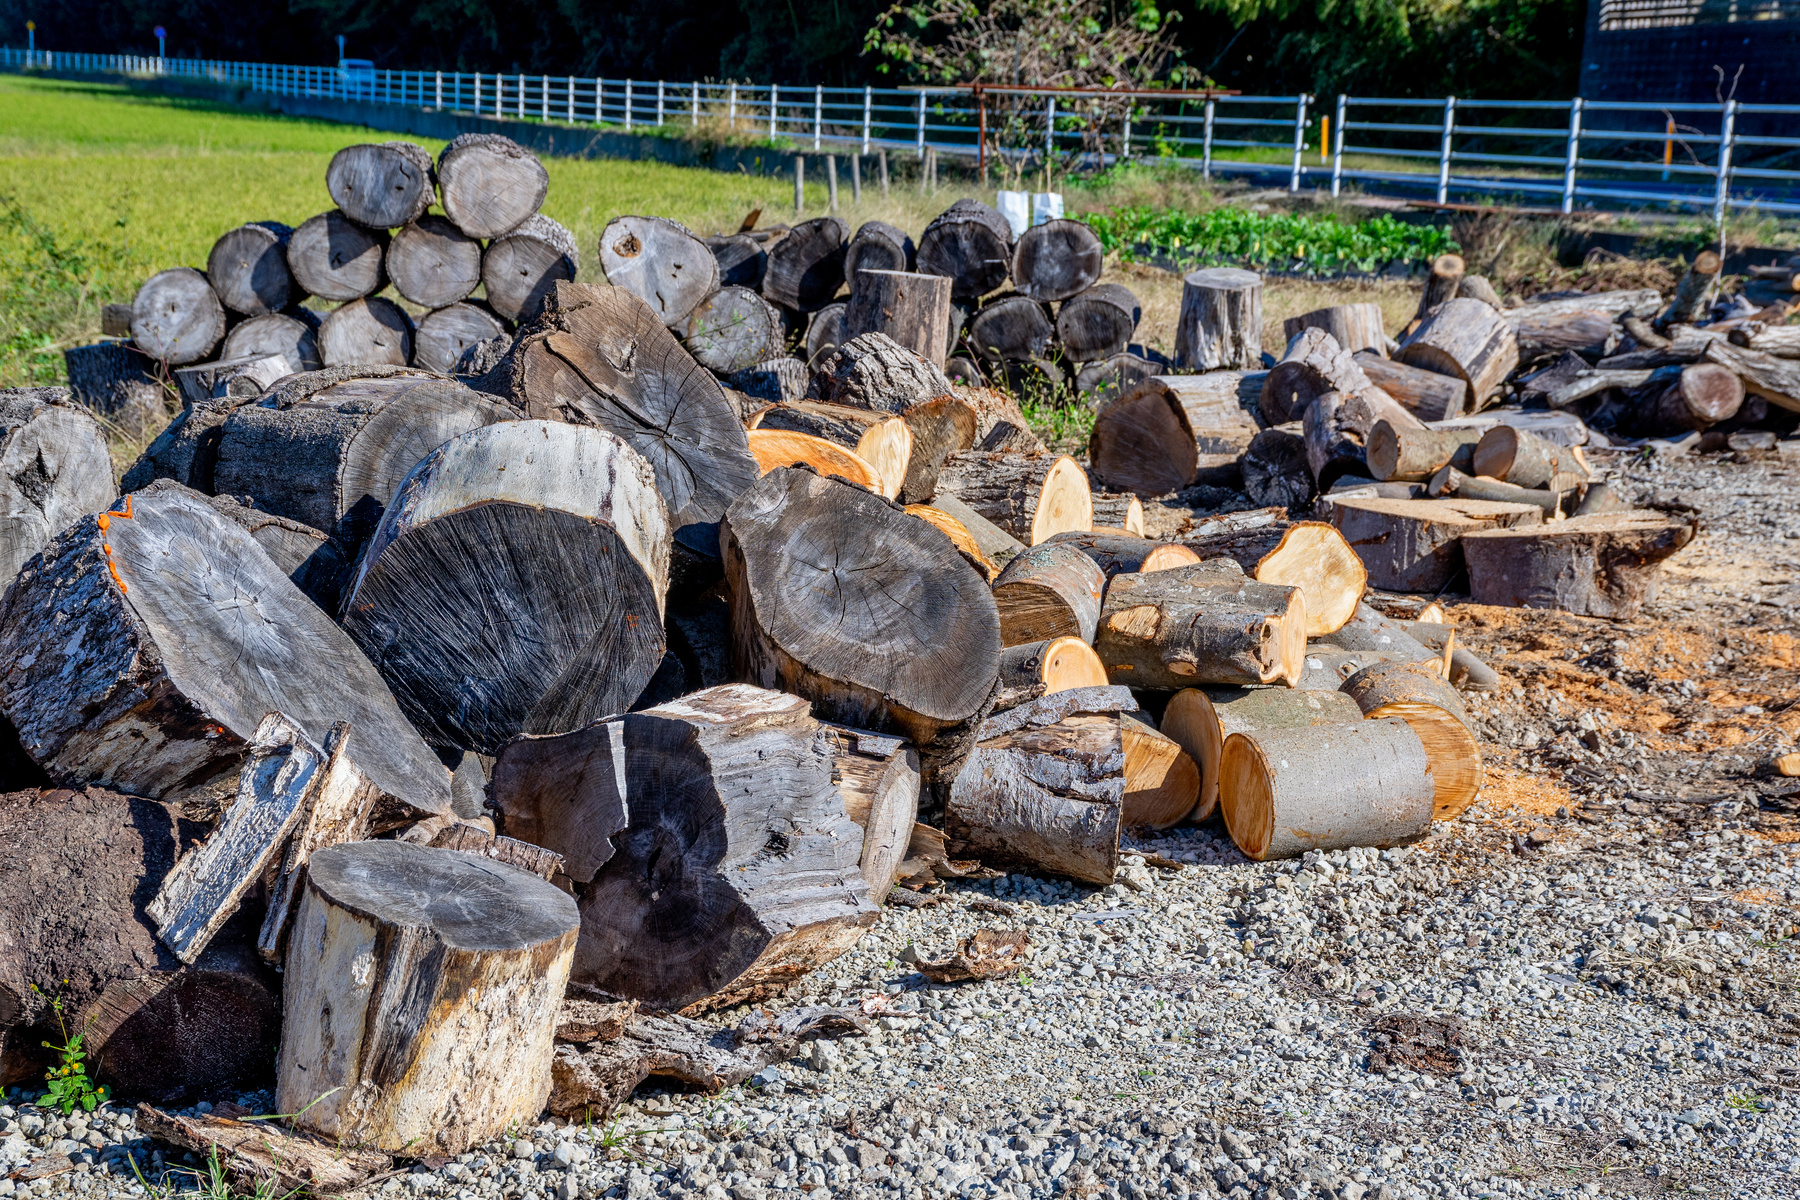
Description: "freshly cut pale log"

(173, 354), (291, 407)
(489, 685), (877, 1009)
(762, 216), (849, 312)
(0, 392), (116, 586)
(746, 428), (886, 495)
(927, 493), (1025, 567)
(1341, 659), (1482, 819)
(843, 270), (952, 368)
(1703, 338), (1800, 412)
(318, 296), (413, 367)
(1507, 307), (1615, 361)
(1088, 372), (1262, 495)
(131, 268), (225, 366)
(1261, 327), (1377, 425)
(223, 312), (322, 375)
(413, 302), (506, 374)
(483, 213), (579, 324)
(288, 211), (387, 302)
(917, 199), (1014, 301)
(1220, 718), (1433, 861)
(600, 216), (720, 327)
(1354, 350), (1467, 421)
(436, 133), (548, 239)
(1162, 687), (1363, 823)
(1242, 428), (1314, 510)
(1089, 492), (1145, 536)
(1010, 219), (1103, 302)
(1175, 268), (1262, 371)
(906, 504), (997, 580)
(968, 295), (1053, 365)
(1057, 284), (1141, 362)
(386, 215), (482, 308)
(326, 141), (436, 229)
(1319, 602), (1450, 675)
(1396, 298), (1521, 412)
(207, 222), (297, 316)
(805, 301), (846, 362)
(934, 452), (1092, 545)
(815, 331), (953, 414)
(844, 220), (916, 280)
(277, 841), (579, 1154)
(817, 722), (920, 905)
(1119, 713), (1200, 830)
(722, 468), (1000, 787)
(1430, 467), (1568, 517)
(1327, 495), (1542, 592)
(749, 401), (914, 499)
(1403, 621), (1499, 692)
(257, 724), (379, 964)
(1471, 425), (1589, 488)
(1284, 303), (1387, 355)
(682, 286), (785, 374)
(1364, 421), (1480, 481)
(344, 422), (672, 754)
(730, 357), (810, 405)
(136, 1105), (388, 1196)
(1293, 647), (1412, 691)
(994, 636), (1108, 712)
(1048, 529), (1199, 580)
(0, 483), (452, 814)
(990, 542), (1106, 646)
(1182, 520), (1368, 638)
(1461, 510), (1697, 618)
(1656, 250), (1722, 332)
(896, 393), (977, 502)
(708, 234), (768, 290)
(1095, 561), (1305, 689)
(1647, 362), (1744, 431)
(1409, 254), (1465, 330)
(1458, 274), (1503, 310)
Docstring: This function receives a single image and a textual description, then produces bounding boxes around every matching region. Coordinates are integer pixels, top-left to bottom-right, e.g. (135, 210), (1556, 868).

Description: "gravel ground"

(4, 447), (1798, 1200)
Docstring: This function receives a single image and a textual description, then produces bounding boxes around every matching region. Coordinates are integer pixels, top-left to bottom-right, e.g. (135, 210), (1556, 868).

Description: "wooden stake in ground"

(816, 722), (920, 906)
(995, 636), (1108, 712)
(1047, 530), (1200, 579)
(1341, 659), (1483, 820)
(990, 542), (1107, 646)
(1010, 219), (1104, 302)
(436, 133), (549, 239)
(763, 216), (850, 312)
(1095, 561), (1306, 689)
(1182, 520), (1368, 638)
(934, 452), (1092, 545)
(1327, 495), (1542, 592)
(206, 222), (297, 317)
(131, 268), (225, 366)
(1471, 426), (1590, 488)
(745, 428), (887, 496)
(1057, 284), (1142, 363)
(1174, 268), (1262, 371)
(843, 270), (953, 367)
(600, 216), (721, 328)
(483, 213), (579, 324)
(1119, 713), (1201, 830)
(1284, 303), (1388, 355)
(1355, 351), (1468, 422)
(917, 199), (1014, 301)
(1396, 298), (1520, 413)
(1088, 372), (1262, 495)
(277, 841), (579, 1154)
(287, 211), (387, 302)
(414, 303), (507, 374)
(325, 141), (436, 229)
(1364, 421), (1480, 481)
(0, 391), (115, 587)
(386, 215), (483, 308)
(1260, 327), (1378, 424)
(1162, 686), (1363, 823)
(1461, 511), (1697, 618)
(682, 286), (787, 375)
(318, 296), (413, 367)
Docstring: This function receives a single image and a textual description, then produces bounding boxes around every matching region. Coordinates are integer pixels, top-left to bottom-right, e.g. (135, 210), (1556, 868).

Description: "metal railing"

(5, 47), (1798, 219)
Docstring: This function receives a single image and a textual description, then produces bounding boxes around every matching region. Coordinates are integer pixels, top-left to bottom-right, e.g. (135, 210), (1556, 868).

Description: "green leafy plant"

(35, 989), (106, 1115)
(1081, 205), (1458, 276)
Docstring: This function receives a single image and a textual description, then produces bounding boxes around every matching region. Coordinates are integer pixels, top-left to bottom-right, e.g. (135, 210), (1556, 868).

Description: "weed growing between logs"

(32, 989), (106, 1115)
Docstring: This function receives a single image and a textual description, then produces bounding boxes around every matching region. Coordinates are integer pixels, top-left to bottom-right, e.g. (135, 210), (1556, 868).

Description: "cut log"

(1318, 602), (1451, 675)
(325, 141), (436, 229)
(344, 421), (671, 755)
(805, 301), (846, 363)
(1655, 249), (1722, 332)
(428, 824), (563, 879)
(131, 268), (225, 366)
(202, 491), (352, 613)
(934, 452), (1092, 545)
(1283, 303), (1387, 355)
(1458, 274), (1504, 310)
(917, 199), (1014, 301)
(1507, 307), (1616, 361)
(436, 133), (548, 239)
(1471, 425), (1589, 488)
(483, 213), (579, 324)
(1076, 347), (1165, 399)
(1220, 718), (1433, 861)
(489, 685), (877, 1009)
(1354, 350), (1468, 422)
(1327, 495), (1543, 592)
(413, 302), (507, 374)
(206, 222), (297, 317)
(1409, 253), (1465, 330)
(1293, 647), (1413, 691)
(1182, 520), (1368, 638)
(102, 302), (133, 338)
(1341, 659), (1482, 820)
(817, 723), (920, 906)
(135, 1105), (388, 1195)
(845, 269), (956, 368)
(1161, 686), (1363, 823)
(1241, 428), (1314, 510)
(815, 331), (953, 414)
(1646, 362), (1744, 432)
(994, 636), (1108, 712)
(386, 214), (482, 308)
(1089, 492), (1145, 536)
(746, 427), (886, 496)
(1095, 561), (1305, 689)
(968, 295), (1053, 365)
(1010, 219), (1103, 302)
(1304, 390), (1368, 489)
(119, 392), (254, 493)
(1703, 338), (1800, 413)
(681, 286), (786, 374)
(954, 384), (1041, 449)
(318, 296), (414, 367)
(762, 216), (849, 312)
(1404, 621), (1500, 692)
(1260, 328), (1377, 425)
(1057, 283), (1141, 363)
(707, 233), (768, 290)
(0, 392), (117, 586)
(257, 724), (379, 963)
(730, 357), (810, 405)
(1396, 298), (1521, 412)
(905, 504), (997, 580)
(1119, 713), (1200, 830)
(222, 312), (323, 376)
(1088, 372), (1262, 496)
(1461, 510), (1697, 618)
(600, 216), (720, 328)
(288, 210), (388, 302)
(1174, 268), (1262, 371)
(925, 494), (1025, 568)
(62, 343), (166, 434)
(173, 354), (291, 407)
(277, 840), (579, 1154)
(748, 401), (913, 499)
(990, 542), (1106, 646)
(1429, 467), (1568, 517)
(1365, 421), (1480, 481)
(844, 220), (916, 280)
(1047, 529), (1200, 580)
(896, 393), (977, 502)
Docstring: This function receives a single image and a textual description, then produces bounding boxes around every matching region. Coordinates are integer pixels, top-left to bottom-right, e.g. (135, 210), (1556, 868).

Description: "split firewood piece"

(483, 213), (579, 324)
(1461, 510), (1698, 618)
(136, 1105), (389, 1196)
(844, 219), (917, 279)
(1429, 467), (1568, 517)
(1409, 254), (1465, 331)
(994, 636), (1108, 713)
(1342, 659), (1483, 820)
(1088, 372), (1262, 496)
(679, 286), (787, 375)
(436, 133), (548, 238)
(805, 301), (846, 362)
(1703, 338), (1800, 412)
(1181, 519), (1367, 638)
(1318, 603), (1451, 675)
(131, 268), (225, 366)
(905, 504), (997, 580)
(1655, 250), (1722, 332)
(429, 823), (564, 879)
(1284, 303), (1388, 355)
(202, 492), (353, 613)
(1220, 718), (1434, 861)
(601, 216), (721, 328)
(1058, 284), (1142, 363)
(917, 199), (1014, 301)
(991, 542), (1107, 646)
(1396, 297), (1520, 412)
(1162, 687), (1363, 823)
(0, 391), (115, 587)
(326, 141), (435, 229)
(748, 400), (914, 498)
(1260, 327), (1378, 424)
(343, 421), (671, 755)
(934, 452), (1092, 545)
(1120, 714), (1201, 830)
(927, 494), (1026, 567)
(746, 428), (887, 495)
(1402, 621), (1499, 692)
(815, 331), (954, 414)
(1175, 267), (1262, 370)
(1471, 426), (1590, 488)
(1354, 350), (1468, 422)
(894, 394), (976, 502)
(1095, 561), (1306, 689)
(414, 302), (507, 374)
(1011, 219), (1103, 302)
(223, 312), (322, 375)
(387, 214), (482, 307)
(842, 269), (952, 367)
(908, 930), (1032, 984)
(817, 723), (921, 906)
(318, 296), (414, 367)
(489, 685), (879, 1010)
(1327, 495), (1543, 592)
(288, 210), (387, 301)
(1089, 493), (1145, 536)
(1364, 421), (1481, 482)
(206, 222), (297, 316)
(1293, 647), (1415, 691)
(723, 468), (1000, 787)
(277, 841), (580, 1154)
(730, 357), (810, 405)
(1242, 428), (1315, 510)
(1048, 529), (1200, 580)
(969, 295), (1053, 366)
(1643, 362), (1744, 432)
(0, 483), (452, 815)
(763, 215), (850, 311)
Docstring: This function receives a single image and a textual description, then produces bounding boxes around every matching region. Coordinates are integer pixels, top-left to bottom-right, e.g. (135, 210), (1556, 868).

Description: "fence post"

(1330, 94), (1347, 197)
(435, 70), (442, 109)
(1560, 98), (1582, 214)
(917, 93), (926, 154)
(729, 82), (738, 132)
(567, 76), (575, 123)
(1202, 97), (1215, 180)
(657, 81), (665, 126)
(862, 86), (872, 153)
(541, 74), (548, 121)
(1045, 96), (1055, 163)
(768, 84), (776, 139)
(1436, 95), (1456, 204)
(1122, 105), (1131, 160)
(814, 85), (822, 149)
(624, 79), (633, 131)
(691, 82), (699, 127)
(1714, 98), (1738, 226)
(1290, 94), (1310, 192)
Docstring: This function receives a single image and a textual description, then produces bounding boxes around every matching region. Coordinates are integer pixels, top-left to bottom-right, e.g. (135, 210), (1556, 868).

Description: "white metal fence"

(6, 47), (1799, 220)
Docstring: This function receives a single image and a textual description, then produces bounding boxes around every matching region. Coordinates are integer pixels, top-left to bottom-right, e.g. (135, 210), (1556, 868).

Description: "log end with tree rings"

(681, 286), (785, 375)
(707, 233), (769, 291)
(1341, 659), (1483, 820)
(805, 301), (847, 363)
(906, 504), (997, 581)
(414, 303), (507, 374)
(762, 216), (850, 312)
(223, 313), (322, 376)
(1470, 425), (1588, 489)
(1058, 284), (1143, 364)
(1395, 297), (1520, 412)
(1120, 713), (1201, 831)
(968, 295), (1053, 366)
(0, 395), (116, 587)
(206, 222), (296, 317)
(600, 215), (721, 328)
(1087, 382), (1199, 497)
(730, 357), (811, 406)
(1010, 218), (1103, 303)
(1652, 363), (1744, 432)
(483, 213), (579, 325)
(1245, 521), (1367, 638)
(1174, 267), (1262, 371)
(994, 635), (1108, 713)
(990, 542), (1107, 646)
(844, 220), (916, 280)
(1074, 351), (1164, 402)
(386, 214), (483, 309)
(318, 296), (414, 368)
(1460, 511), (1697, 619)
(1095, 563), (1306, 690)
(1364, 421), (1479, 482)
(745, 428), (887, 497)
(276, 840), (579, 1154)
(288, 210), (388, 303)
(917, 199), (1014, 302)
(934, 452), (1092, 546)
(325, 140), (436, 230)
(1219, 718), (1433, 862)
(1089, 492), (1145, 537)
(1046, 530), (1200, 580)
(436, 132), (549, 239)
(131, 268), (226, 366)
(1241, 428), (1315, 511)
(1161, 686), (1364, 824)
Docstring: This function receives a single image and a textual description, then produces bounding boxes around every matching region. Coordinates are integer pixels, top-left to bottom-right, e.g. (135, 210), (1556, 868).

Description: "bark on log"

(1046, 530), (1200, 580)
(707, 234), (768, 291)
(1010, 219), (1103, 302)
(1182, 520), (1368, 638)
(119, 392), (253, 493)
(1303, 391), (1366, 490)
(325, 141), (436, 230)
(318, 296), (413, 368)
(933, 451), (1092, 545)
(1341, 659), (1482, 820)
(748, 401), (913, 499)
(1429, 467), (1569, 517)
(1161, 687), (1363, 823)
(762, 216), (849, 312)
(1655, 250), (1722, 332)
(844, 220), (916, 280)
(1507, 308), (1616, 361)
(256, 724), (380, 964)
(1119, 713), (1200, 830)
(990, 542), (1106, 647)
(1283, 303), (1387, 355)
(62, 344), (166, 435)
(436, 133), (548, 239)
(1318, 602), (1451, 675)
(1364, 421), (1480, 481)
(343, 421), (672, 755)
(746, 428), (887, 496)
(681, 286), (786, 374)
(135, 1105), (388, 1195)
(173, 354), (291, 407)
(969, 295), (1053, 366)
(1460, 510), (1697, 618)
(600, 216), (720, 328)
(1088, 372), (1262, 496)
(844, 268), (956, 369)
(1095, 561), (1305, 689)
(1471, 426), (1590, 488)
(488, 685), (878, 1010)
(0, 392), (116, 587)
(1261, 328), (1377, 425)
(222, 313), (323, 376)
(483, 213), (579, 324)
(1089, 492), (1145, 536)
(805, 301), (846, 364)
(1354, 350), (1468, 422)
(1703, 338), (1800, 413)
(1241, 428), (1314, 511)
(1327, 495), (1543, 592)
(1403, 621), (1499, 692)
(1396, 298), (1521, 412)
(1645, 362), (1744, 432)
(815, 332), (953, 414)
(207, 222), (297, 317)
(729, 358), (811, 406)
(1458, 274), (1504, 310)
(132, 268), (225, 366)
(288, 211), (388, 303)
(917, 200), (1014, 301)
(1409, 254), (1465, 330)
(896, 393), (977, 502)
(386, 215), (482, 308)
(994, 636), (1108, 712)
(1293, 647), (1413, 691)
(816, 722), (920, 906)
(1220, 718), (1433, 861)
(1057, 284), (1142, 363)
(276, 840), (579, 1154)
(925, 494), (1025, 568)
(1175, 268), (1262, 371)
(413, 302), (507, 374)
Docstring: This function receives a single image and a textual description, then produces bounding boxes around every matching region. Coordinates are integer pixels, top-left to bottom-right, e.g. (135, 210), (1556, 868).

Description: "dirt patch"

(1477, 768), (1573, 820)
(1365, 1014), (1469, 1076)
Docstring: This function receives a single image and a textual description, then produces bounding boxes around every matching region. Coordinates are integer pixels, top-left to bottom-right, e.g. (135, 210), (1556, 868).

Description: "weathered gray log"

(1317, 602), (1449, 674)
(1088, 372), (1263, 496)
(1364, 421), (1480, 482)
(1341, 658), (1482, 820)
(934, 451), (1092, 546)
(805, 301), (847, 363)
(413, 302), (507, 374)
(1010, 219), (1103, 302)
(843, 220), (915, 280)
(1471, 425), (1590, 488)
(1354, 350), (1467, 422)
(1429, 466), (1568, 517)
(1409, 253), (1465, 330)
(1642, 362), (1744, 432)
(1458, 274), (1503, 310)
(1507, 307), (1616, 361)
(1241, 428), (1314, 511)
(325, 141), (437, 229)
(729, 357), (810, 405)
(681, 286), (785, 374)
(1046, 529), (1199, 580)
(1260, 327), (1377, 425)
(842, 270), (953, 367)
(1094, 561), (1305, 689)
(287, 211), (388, 302)
(135, 1105), (388, 1195)
(131, 268), (225, 366)
(1283, 303), (1387, 355)
(256, 723), (380, 963)
(707, 233), (768, 290)
(814, 331), (953, 413)
(318, 296), (414, 367)
(1327, 494), (1542, 592)
(600, 216), (721, 328)
(990, 541), (1107, 646)
(436, 133), (548, 239)
(1057, 284), (1141, 363)
(1396, 297), (1520, 412)
(968, 295), (1053, 365)
(993, 636), (1108, 713)
(1174, 268), (1261, 371)
(206, 222), (297, 316)
(0, 391), (116, 587)
(917, 199), (1013, 301)
(119, 391), (254, 493)
(762, 216), (849, 312)
(222, 313), (323, 376)
(1088, 492), (1145, 535)
(173, 354), (292, 407)
(1703, 338), (1800, 413)
(1655, 250), (1722, 332)
(1161, 686), (1363, 823)
(386, 215), (482, 308)
(483, 213), (579, 324)
(1461, 510), (1697, 618)
(60, 344), (167, 435)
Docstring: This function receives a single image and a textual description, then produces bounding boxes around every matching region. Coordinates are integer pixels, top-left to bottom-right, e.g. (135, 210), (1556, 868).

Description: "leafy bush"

(1081, 206), (1459, 276)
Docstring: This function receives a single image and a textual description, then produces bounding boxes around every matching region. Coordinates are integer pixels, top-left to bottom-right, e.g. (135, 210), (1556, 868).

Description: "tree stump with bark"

(206, 223), (297, 317)
(933, 452), (1092, 546)
(601, 216), (721, 328)
(842, 270), (952, 367)
(1162, 686), (1363, 823)
(288, 211), (387, 302)
(1327, 495), (1543, 592)
(1460, 511), (1697, 618)
(325, 141), (436, 229)
(1094, 561), (1306, 689)
(386, 215), (482, 308)
(132, 269), (225, 366)
(436, 133), (548, 239)
(1174, 268), (1262, 371)
(990, 542), (1107, 646)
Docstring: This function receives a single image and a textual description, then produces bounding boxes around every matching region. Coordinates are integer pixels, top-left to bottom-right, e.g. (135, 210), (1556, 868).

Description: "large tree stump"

(1341, 659), (1482, 820)
(1057, 284), (1141, 363)
(387, 215), (482, 308)
(223, 313), (323, 376)
(1174, 268), (1262, 371)
(1364, 421), (1480, 481)
(1010, 219), (1103, 302)
(326, 141), (436, 229)
(842, 270), (952, 368)
(601, 216), (720, 328)
(990, 542), (1107, 646)
(483, 214), (579, 325)
(206, 222), (297, 317)
(0, 482), (452, 815)
(276, 840), (579, 1154)
(1326, 495), (1543, 592)
(917, 200), (1013, 301)
(817, 723), (921, 905)
(1283, 303), (1387, 355)
(844, 220), (916, 280)
(1260, 328), (1378, 424)
(762, 216), (850, 312)
(1396, 298), (1520, 413)
(994, 636), (1108, 712)
(1119, 713), (1201, 830)
(288, 211), (387, 302)
(748, 401), (913, 499)
(1182, 520), (1368, 638)
(0, 391), (116, 587)
(436, 133), (548, 238)
(814, 331), (954, 414)
(1088, 372), (1262, 496)
(1162, 686), (1363, 823)
(1354, 351), (1468, 422)
(344, 421), (671, 755)
(132, 268), (225, 366)
(681, 286), (786, 374)
(1461, 511), (1697, 618)
(318, 296), (414, 367)
(1094, 561), (1306, 689)
(414, 302), (507, 374)
(933, 452), (1092, 546)
(489, 685), (878, 1010)
(969, 295), (1053, 366)
(1046, 530), (1199, 580)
